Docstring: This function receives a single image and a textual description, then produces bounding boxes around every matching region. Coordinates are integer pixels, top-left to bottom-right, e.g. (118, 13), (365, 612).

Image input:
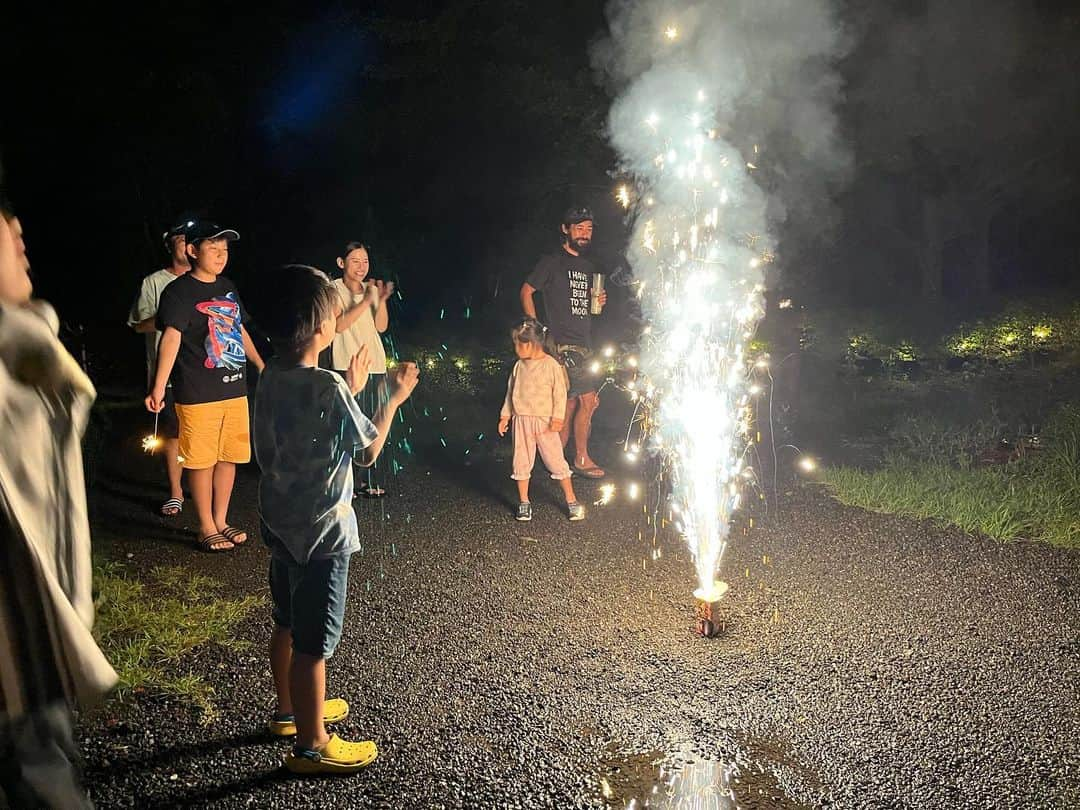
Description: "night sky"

(2, 0), (1079, 372)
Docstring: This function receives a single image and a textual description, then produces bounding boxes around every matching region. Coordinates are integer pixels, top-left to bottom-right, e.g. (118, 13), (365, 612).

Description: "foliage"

(886, 410), (1008, 469)
(821, 405), (1080, 548)
(942, 302), (1080, 362)
(835, 299), (1080, 371)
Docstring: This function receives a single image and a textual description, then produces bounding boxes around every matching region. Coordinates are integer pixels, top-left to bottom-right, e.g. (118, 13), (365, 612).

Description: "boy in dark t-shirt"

(146, 220), (265, 552)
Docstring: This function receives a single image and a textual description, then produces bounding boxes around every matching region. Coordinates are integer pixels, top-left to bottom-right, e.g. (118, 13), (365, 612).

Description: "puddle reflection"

(596, 742), (802, 809)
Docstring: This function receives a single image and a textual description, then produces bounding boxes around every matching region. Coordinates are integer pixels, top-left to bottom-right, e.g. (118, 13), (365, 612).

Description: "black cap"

(184, 219), (240, 244)
(162, 216), (196, 244)
(562, 205), (594, 225)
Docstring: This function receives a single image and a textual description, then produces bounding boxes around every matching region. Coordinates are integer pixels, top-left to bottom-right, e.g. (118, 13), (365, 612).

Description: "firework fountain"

(594, 1), (850, 619)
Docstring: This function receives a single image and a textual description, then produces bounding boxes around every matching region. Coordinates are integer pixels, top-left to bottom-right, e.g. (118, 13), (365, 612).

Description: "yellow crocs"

(284, 733), (378, 775)
(268, 698), (350, 737)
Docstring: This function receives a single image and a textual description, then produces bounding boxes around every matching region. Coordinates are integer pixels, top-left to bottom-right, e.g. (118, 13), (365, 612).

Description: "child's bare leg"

(270, 625), (293, 715)
(558, 477), (578, 505)
(187, 466), (221, 540)
(163, 438), (183, 501)
(516, 478), (530, 503)
(212, 461), (236, 531)
(290, 652), (330, 751)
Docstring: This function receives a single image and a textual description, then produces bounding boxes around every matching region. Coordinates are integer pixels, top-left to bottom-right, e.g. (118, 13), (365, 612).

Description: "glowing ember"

(693, 580), (729, 603)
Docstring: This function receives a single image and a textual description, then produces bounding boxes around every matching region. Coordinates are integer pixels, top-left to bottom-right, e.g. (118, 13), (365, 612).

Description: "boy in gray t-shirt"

(126, 219), (190, 516)
(253, 264), (418, 775)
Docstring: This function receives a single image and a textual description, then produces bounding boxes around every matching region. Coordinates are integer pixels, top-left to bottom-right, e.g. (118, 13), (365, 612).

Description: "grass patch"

(821, 406), (1080, 548)
(93, 564), (262, 721)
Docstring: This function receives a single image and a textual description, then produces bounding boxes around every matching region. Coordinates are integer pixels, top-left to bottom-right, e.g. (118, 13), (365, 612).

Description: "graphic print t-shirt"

(525, 251), (596, 347)
(156, 273), (248, 405)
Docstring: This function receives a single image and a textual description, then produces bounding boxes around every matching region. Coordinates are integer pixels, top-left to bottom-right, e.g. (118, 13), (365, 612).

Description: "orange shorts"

(174, 396), (251, 470)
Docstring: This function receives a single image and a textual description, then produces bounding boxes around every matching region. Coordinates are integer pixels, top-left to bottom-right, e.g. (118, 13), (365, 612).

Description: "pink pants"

(511, 415), (572, 481)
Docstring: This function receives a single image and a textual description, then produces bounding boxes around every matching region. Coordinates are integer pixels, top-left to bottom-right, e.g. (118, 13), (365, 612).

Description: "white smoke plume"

(592, 1), (850, 596)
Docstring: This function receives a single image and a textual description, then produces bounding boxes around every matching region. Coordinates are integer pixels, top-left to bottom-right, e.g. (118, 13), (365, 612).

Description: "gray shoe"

(568, 502), (585, 521)
(516, 502), (533, 521)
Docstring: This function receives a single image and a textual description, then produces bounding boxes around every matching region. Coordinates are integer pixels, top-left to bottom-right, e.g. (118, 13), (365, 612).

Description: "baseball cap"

(562, 205), (594, 225)
(162, 216), (196, 244)
(184, 219), (240, 244)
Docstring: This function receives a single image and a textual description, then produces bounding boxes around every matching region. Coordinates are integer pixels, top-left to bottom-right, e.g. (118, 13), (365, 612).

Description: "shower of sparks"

(664, 26), (679, 40)
(798, 456), (817, 473)
(610, 22), (773, 598)
(595, 483), (616, 506)
(616, 185), (632, 209)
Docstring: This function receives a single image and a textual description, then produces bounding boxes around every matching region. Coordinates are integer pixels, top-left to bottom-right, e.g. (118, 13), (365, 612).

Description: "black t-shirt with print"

(525, 250), (595, 347)
(156, 273), (248, 405)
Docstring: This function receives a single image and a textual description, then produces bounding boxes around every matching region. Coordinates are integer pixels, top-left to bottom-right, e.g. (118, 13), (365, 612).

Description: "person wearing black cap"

(520, 206), (608, 478)
(127, 216), (193, 517)
(146, 220), (265, 553)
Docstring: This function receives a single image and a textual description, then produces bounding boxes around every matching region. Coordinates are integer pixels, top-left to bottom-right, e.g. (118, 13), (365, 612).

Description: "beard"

(568, 235), (592, 254)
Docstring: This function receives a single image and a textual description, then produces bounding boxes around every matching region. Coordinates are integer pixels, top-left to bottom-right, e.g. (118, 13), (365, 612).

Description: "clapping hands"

(346, 345), (371, 396)
(364, 279), (395, 306)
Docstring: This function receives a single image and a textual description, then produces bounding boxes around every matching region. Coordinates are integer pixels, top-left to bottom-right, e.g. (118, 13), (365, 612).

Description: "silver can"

(590, 273), (605, 315)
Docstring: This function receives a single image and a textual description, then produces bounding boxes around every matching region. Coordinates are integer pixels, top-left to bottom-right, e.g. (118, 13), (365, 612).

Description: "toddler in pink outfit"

(498, 318), (584, 522)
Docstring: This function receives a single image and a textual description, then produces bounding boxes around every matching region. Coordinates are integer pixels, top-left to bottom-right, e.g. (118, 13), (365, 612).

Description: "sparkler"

(594, 483), (616, 506)
(142, 412), (162, 453)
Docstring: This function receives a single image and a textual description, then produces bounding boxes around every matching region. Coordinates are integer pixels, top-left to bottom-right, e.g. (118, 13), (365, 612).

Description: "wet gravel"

(78, 431), (1080, 808)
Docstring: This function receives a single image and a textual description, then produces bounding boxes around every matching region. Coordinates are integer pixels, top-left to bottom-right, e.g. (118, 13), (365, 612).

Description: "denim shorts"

(267, 541), (351, 659)
(559, 347), (598, 397)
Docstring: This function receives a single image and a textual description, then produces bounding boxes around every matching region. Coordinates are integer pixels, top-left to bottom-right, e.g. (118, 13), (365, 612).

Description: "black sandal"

(353, 483), (386, 499)
(221, 526), (248, 545)
(160, 497), (184, 516)
(196, 532), (234, 553)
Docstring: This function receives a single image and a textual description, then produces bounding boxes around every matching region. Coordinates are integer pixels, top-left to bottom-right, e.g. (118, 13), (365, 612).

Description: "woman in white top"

(330, 242), (395, 497)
